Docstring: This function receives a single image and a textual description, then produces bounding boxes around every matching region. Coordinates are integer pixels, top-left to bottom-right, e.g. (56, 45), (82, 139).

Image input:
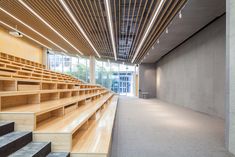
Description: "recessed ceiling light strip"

(124, 0), (132, 60)
(59, 0), (101, 58)
(18, 0), (84, 55)
(0, 20), (51, 50)
(131, 0), (165, 63)
(0, 7), (67, 52)
(128, 1), (151, 61)
(104, 0), (117, 61)
(113, 0), (118, 59)
(135, 0), (173, 62)
(127, 0), (149, 61)
(121, 0), (126, 61)
(97, 0), (114, 58)
(84, 0), (108, 54)
(94, 1), (112, 56)
(74, 0), (103, 55)
(125, 0), (137, 60)
(137, 0), (185, 63)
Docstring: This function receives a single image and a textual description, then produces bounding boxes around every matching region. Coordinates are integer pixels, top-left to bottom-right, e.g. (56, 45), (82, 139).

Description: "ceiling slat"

(0, 0), (187, 63)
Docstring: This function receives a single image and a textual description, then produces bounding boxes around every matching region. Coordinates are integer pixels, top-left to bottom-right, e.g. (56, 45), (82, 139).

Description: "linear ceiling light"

(0, 20), (51, 49)
(18, 0), (84, 55)
(0, 7), (67, 52)
(104, 0), (117, 61)
(59, 0), (101, 58)
(131, 0), (165, 63)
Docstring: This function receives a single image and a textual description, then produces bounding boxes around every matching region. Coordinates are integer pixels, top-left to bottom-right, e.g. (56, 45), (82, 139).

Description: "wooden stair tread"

(71, 96), (118, 154)
(35, 93), (113, 133)
(0, 88), (103, 96)
(1, 92), (108, 115)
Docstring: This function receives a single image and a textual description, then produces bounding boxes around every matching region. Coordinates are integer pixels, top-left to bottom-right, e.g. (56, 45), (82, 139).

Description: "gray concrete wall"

(226, 0), (235, 154)
(139, 63), (156, 98)
(156, 15), (226, 118)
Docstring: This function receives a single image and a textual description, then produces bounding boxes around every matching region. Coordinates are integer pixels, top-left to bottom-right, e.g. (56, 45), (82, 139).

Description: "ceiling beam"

(18, 0), (84, 56)
(104, 0), (117, 61)
(131, 0), (165, 63)
(0, 7), (67, 52)
(59, 0), (101, 58)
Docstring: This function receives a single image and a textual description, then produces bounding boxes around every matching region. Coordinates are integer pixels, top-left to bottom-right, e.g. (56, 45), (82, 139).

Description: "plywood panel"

(33, 133), (72, 152)
(0, 113), (35, 131)
(0, 27), (43, 63)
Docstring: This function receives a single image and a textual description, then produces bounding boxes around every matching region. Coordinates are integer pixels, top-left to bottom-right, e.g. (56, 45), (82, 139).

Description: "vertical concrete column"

(89, 56), (96, 84)
(42, 48), (48, 68)
(226, 0), (235, 155)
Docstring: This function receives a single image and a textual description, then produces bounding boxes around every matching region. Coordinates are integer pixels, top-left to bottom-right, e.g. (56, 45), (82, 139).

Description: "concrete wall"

(156, 15), (226, 118)
(226, 0), (235, 154)
(139, 63), (156, 98)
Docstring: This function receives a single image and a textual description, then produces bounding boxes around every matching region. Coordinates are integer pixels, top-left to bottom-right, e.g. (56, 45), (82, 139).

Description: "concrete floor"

(111, 96), (234, 157)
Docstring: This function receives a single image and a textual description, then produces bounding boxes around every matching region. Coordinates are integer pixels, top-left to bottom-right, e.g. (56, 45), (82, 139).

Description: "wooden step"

(0, 91), (108, 131)
(33, 94), (113, 152)
(71, 96), (118, 157)
(35, 94), (113, 133)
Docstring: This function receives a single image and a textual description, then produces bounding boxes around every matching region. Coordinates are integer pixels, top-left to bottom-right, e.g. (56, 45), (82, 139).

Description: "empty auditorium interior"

(0, 0), (234, 157)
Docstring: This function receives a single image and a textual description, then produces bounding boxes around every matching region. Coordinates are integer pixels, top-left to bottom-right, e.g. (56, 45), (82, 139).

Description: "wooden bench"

(0, 77), (101, 93)
(0, 52), (83, 84)
(33, 93), (114, 152)
(0, 90), (108, 130)
(0, 52), (45, 69)
(71, 95), (118, 157)
(0, 52), (118, 157)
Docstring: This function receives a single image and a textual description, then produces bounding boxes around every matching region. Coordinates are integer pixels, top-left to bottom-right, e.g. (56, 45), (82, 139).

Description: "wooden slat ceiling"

(0, 0), (187, 63)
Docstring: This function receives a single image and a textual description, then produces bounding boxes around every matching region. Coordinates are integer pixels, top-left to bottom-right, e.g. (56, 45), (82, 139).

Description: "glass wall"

(48, 52), (137, 95)
(95, 59), (136, 96)
(48, 52), (90, 82)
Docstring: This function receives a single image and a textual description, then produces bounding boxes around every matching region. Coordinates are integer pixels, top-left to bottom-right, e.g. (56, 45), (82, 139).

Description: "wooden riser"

(33, 133), (72, 152)
(0, 113), (35, 131)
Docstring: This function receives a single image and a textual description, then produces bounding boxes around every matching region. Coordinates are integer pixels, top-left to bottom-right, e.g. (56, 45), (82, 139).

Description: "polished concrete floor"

(111, 96), (234, 157)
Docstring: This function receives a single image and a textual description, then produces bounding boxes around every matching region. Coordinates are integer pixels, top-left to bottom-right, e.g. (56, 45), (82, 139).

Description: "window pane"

(54, 54), (63, 72)
(63, 55), (71, 74)
(95, 60), (103, 85)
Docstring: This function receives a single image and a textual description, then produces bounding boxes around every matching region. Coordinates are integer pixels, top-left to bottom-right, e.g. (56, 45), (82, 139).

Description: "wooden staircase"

(0, 52), (119, 157)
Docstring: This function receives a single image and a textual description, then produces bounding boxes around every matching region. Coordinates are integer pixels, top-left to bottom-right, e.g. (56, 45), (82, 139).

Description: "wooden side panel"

(0, 94), (40, 109)
(64, 103), (78, 115)
(0, 80), (17, 91)
(18, 85), (40, 91)
(40, 92), (59, 102)
(33, 133), (72, 152)
(0, 113), (35, 131)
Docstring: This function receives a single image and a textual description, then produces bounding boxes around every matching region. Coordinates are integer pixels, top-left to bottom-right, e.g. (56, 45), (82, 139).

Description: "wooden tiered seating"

(0, 52), (118, 157)
(71, 96), (118, 157)
(0, 52), (83, 83)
